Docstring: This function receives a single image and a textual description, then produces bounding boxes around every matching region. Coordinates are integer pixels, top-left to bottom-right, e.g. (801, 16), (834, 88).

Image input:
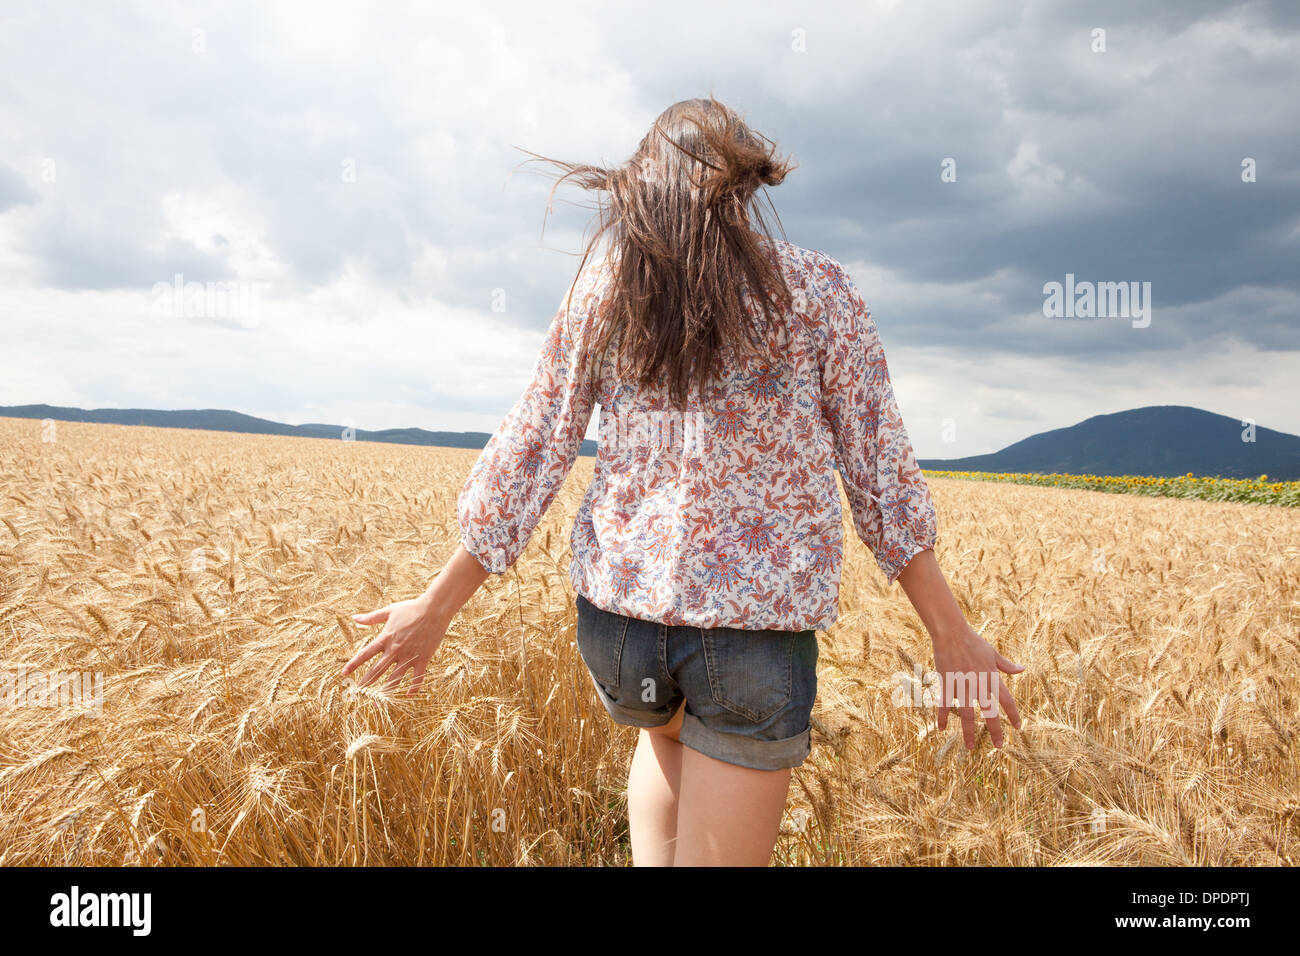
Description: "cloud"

(0, 0), (1296, 447)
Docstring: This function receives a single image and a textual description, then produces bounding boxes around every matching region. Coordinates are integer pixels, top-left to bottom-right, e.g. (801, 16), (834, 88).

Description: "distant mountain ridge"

(917, 405), (1300, 481)
(0, 403), (598, 457)
(2, 403), (1296, 480)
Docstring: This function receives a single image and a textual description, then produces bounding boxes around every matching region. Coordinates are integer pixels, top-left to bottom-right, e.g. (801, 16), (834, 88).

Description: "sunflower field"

(922, 470), (1300, 507)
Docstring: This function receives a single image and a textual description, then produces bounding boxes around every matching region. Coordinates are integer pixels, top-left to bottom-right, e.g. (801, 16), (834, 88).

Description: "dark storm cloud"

(678, 0), (1300, 359)
(6, 0), (1292, 349)
(1, 0), (1296, 446)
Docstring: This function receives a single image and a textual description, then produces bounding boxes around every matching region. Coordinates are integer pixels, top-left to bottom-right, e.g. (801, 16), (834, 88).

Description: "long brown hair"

(518, 95), (797, 407)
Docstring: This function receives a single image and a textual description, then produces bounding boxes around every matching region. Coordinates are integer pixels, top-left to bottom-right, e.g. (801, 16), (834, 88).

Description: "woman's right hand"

(895, 549), (1026, 749)
(930, 623), (1024, 749)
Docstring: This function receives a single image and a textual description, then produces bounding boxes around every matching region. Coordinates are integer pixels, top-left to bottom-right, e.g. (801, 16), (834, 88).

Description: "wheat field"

(1, 415), (1297, 866)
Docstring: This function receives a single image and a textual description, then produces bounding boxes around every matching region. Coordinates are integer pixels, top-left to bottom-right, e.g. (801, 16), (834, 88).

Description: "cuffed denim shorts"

(574, 593), (819, 771)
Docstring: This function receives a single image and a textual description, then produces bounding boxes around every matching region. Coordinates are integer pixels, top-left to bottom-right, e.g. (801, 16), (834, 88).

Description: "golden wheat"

(1, 416), (1297, 865)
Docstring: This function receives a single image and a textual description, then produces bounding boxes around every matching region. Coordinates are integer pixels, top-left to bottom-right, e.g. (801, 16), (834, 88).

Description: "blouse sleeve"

(818, 259), (937, 584)
(456, 259), (605, 574)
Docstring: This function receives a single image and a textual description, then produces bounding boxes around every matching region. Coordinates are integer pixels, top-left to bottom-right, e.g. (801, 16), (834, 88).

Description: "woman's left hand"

(342, 594), (448, 696)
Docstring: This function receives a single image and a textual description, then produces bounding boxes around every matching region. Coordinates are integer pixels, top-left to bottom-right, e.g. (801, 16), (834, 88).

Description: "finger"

(996, 652), (1025, 674)
(976, 678), (1002, 740)
(341, 637), (388, 676)
(352, 606), (392, 626)
(985, 713), (1005, 748)
(959, 705), (976, 750)
(936, 679), (950, 731)
(998, 678), (1022, 730)
(405, 661), (429, 698)
(358, 652), (396, 688)
(382, 659), (414, 693)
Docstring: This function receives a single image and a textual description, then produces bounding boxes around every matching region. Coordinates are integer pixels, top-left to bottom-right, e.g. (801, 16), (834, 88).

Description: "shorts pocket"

(699, 627), (794, 723)
(575, 594), (629, 690)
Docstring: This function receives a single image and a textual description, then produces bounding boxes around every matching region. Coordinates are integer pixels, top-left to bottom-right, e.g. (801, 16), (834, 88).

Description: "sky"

(1, 0), (1297, 459)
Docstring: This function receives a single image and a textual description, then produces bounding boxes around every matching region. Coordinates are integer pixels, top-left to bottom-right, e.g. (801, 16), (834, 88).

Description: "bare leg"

(626, 703), (685, 866)
(673, 745), (791, 866)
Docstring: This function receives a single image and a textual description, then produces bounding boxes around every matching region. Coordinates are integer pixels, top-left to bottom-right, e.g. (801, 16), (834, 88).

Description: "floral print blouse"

(457, 236), (938, 631)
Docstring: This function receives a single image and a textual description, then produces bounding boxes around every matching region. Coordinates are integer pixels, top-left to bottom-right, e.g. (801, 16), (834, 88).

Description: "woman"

(344, 96), (1024, 867)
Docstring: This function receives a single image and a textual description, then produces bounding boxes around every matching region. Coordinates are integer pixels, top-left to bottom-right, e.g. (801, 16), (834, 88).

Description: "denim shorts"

(573, 593), (819, 771)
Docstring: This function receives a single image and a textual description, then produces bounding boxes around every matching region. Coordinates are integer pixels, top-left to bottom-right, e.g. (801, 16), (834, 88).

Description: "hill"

(0, 403), (598, 457)
(6, 403), (1296, 479)
(917, 405), (1300, 480)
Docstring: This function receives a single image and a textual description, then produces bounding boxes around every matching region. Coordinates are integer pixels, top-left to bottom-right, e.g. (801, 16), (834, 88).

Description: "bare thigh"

(644, 701), (686, 743)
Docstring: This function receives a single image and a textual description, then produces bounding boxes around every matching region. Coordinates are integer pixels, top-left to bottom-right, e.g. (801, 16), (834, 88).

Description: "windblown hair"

(519, 95), (797, 406)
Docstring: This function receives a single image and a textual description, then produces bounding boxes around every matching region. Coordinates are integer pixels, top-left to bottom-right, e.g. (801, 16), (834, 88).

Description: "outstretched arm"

(895, 548), (1024, 748)
(343, 255), (607, 694)
(819, 257), (1024, 748)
